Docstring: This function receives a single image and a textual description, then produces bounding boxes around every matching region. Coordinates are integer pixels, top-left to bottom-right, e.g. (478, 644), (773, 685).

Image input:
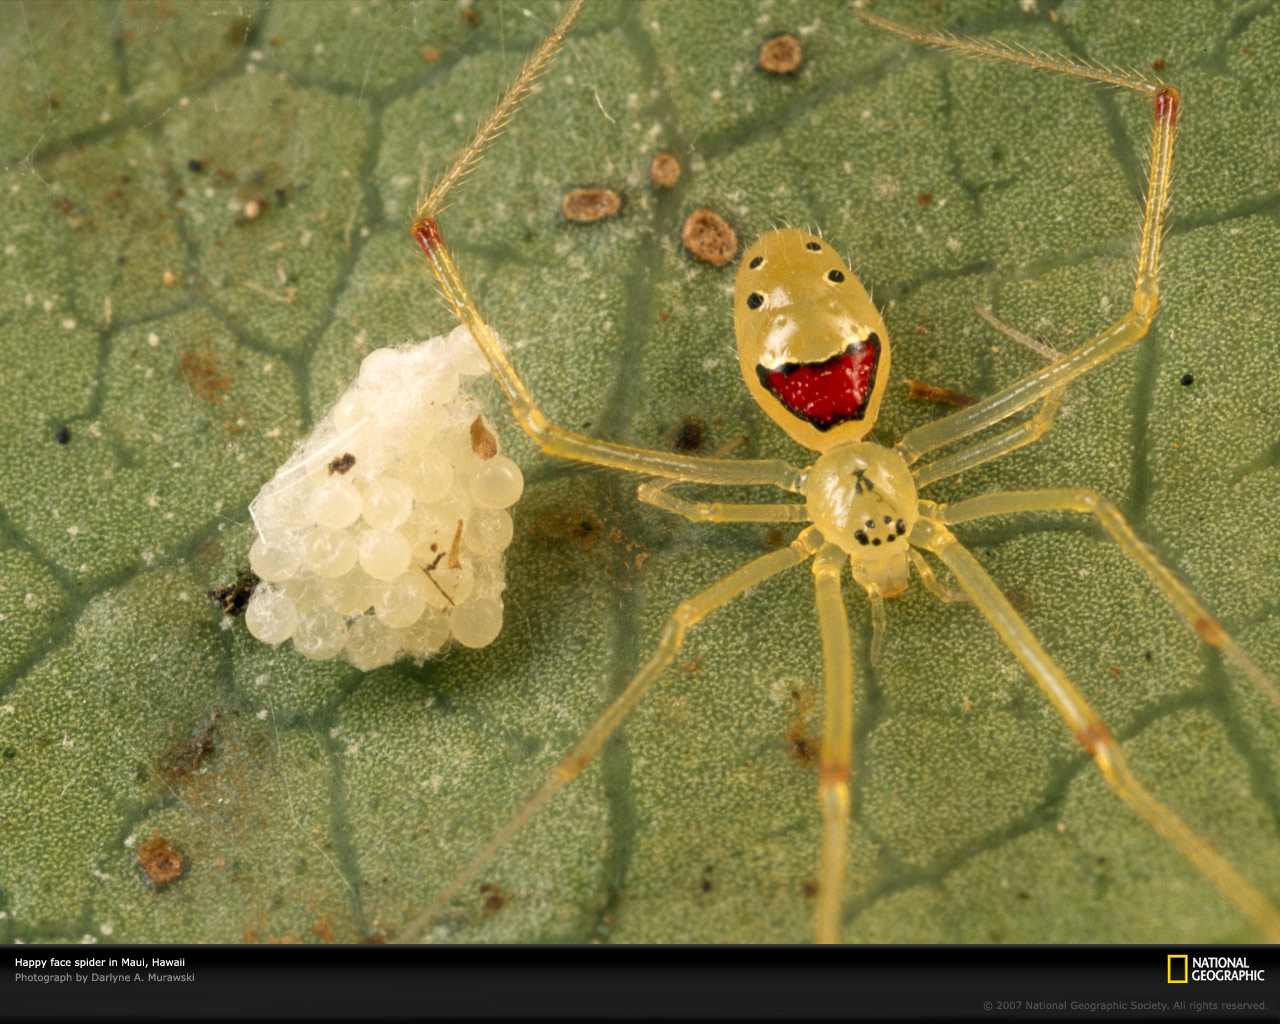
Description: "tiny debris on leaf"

(758, 33), (803, 74)
(681, 209), (738, 266)
(137, 831), (184, 888)
(470, 416), (498, 459)
(562, 187), (622, 223)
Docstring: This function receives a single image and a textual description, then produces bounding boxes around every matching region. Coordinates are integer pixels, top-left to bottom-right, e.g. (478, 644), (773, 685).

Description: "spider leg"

(911, 516), (1280, 941)
(913, 388), (1065, 488)
(636, 482), (811, 524)
(864, 13), (1177, 466)
(812, 543), (856, 943)
(394, 526), (822, 943)
(908, 549), (968, 604)
(848, 562), (888, 668)
(411, 1), (803, 493)
(938, 489), (1280, 710)
(914, 307), (1067, 487)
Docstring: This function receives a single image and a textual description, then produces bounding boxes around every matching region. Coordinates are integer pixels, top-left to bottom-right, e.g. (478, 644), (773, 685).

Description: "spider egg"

(244, 325), (517, 667)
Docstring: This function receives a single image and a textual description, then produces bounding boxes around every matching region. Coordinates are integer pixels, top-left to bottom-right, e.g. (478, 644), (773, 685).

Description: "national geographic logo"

(1167, 954), (1266, 983)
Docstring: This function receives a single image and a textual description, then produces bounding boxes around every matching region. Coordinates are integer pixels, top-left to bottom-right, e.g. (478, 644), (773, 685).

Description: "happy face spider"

(391, 1), (1280, 943)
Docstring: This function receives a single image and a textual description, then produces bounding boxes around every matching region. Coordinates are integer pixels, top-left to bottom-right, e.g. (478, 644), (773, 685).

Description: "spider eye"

(746, 292), (764, 310)
(748, 256), (763, 269)
(827, 269), (845, 283)
(805, 241), (822, 251)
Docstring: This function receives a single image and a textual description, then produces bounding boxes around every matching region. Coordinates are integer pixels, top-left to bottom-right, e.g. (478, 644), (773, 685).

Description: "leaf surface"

(2, 0), (1278, 944)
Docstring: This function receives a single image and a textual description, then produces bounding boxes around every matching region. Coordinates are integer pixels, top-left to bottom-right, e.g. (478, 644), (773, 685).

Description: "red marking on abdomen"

(758, 336), (881, 431)
(411, 218), (444, 254)
(1155, 88), (1179, 125)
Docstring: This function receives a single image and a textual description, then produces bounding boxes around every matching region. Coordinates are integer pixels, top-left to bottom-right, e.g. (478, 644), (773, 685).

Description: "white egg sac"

(245, 326), (521, 670)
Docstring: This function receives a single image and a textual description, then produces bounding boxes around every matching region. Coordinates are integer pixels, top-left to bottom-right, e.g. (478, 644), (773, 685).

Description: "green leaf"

(2, 0), (1278, 944)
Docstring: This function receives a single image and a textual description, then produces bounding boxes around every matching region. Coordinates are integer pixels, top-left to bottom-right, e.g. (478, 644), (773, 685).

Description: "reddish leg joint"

(819, 761), (851, 785)
(1075, 719), (1112, 755)
(557, 755), (589, 782)
(1194, 615), (1226, 648)
(1155, 87), (1179, 124)
(412, 217), (444, 255)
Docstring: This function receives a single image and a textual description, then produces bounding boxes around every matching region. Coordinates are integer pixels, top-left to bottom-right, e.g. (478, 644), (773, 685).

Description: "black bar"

(3, 945), (1276, 1020)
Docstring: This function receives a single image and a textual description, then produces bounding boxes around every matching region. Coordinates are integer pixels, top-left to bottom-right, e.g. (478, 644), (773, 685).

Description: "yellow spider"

(393, 1), (1280, 943)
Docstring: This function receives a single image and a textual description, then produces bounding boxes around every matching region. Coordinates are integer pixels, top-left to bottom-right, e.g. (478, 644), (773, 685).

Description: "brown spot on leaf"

(759, 33), (803, 74)
(786, 685), (818, 766)
(681, 209), (738, 266)
(562, 187), (622, 223)
(672, 416), (706, 452)
(177, 348), (232, 404)
(155, 711), (230, 787)
(1005, 588), (1035, 615)
(533, 508), (603, 552)
(478, 883), (508, 918)
(650, 151), (681, 188)
(138, 831), (184, 887)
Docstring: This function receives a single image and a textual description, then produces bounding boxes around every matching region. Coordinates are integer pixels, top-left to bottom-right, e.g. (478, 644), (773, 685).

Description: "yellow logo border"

(1167, 954), (1189, 984)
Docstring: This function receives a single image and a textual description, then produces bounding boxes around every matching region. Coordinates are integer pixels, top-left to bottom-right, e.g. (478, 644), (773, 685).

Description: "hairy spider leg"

(910, 515), (1280, 942)
(394, 528), (823, 943)
(865, 9), (1280, 940)
(411, 1), (803, 493)
(855, 12), (1178, 468)
(401, 0), (828, 945)
(396, 1), (1278, 946)
(864, 9), (1276, 707)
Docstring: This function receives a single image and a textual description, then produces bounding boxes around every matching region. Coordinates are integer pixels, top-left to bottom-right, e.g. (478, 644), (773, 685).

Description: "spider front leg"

(861, 12), (1177, 466)
(411, 0), (802, 494)
(414, 221), (804, 492)
(911, 517), (1280, 942)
